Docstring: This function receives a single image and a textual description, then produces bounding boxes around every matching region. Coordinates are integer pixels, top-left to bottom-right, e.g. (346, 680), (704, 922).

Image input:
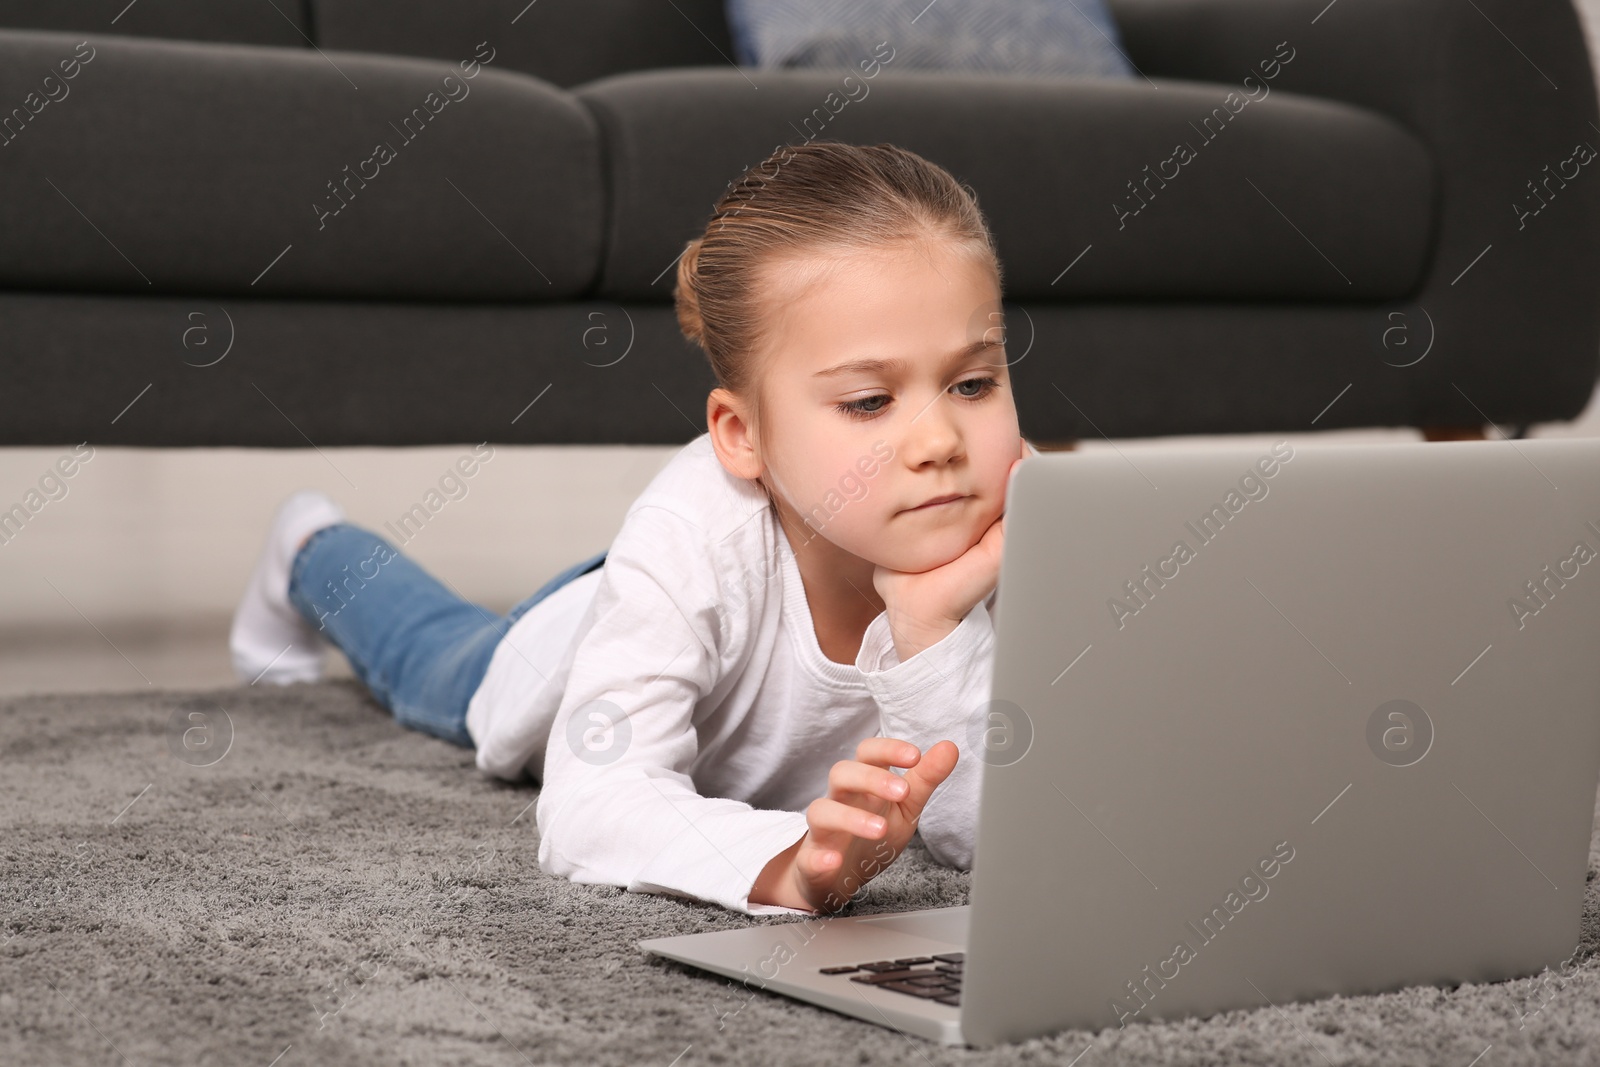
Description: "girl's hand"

(873, 448), (1028, 661)
(750, 737), (958, 913)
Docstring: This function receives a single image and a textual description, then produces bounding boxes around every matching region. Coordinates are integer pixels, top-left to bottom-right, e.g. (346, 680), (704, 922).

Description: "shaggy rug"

(4, 679), (1600, 1066)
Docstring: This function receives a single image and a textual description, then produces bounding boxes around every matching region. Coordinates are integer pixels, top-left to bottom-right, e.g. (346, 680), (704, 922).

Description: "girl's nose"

(902, 420), (962, 469)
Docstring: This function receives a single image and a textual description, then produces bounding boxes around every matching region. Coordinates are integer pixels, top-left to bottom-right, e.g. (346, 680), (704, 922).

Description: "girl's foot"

(229, 489), (346, 685)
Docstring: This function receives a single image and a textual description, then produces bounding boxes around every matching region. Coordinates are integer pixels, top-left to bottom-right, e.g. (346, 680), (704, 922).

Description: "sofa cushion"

(0, 31), (603, 300)
(313, 0), (735, 90)
(0, 0), (310, 48)
(725, 0), (1136, 79)
(577, 67), (1435, 302)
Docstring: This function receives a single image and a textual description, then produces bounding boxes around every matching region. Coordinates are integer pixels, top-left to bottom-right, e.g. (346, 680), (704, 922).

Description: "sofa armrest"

(1108, 0), (1600, 422)
(1108, 0), (1596, 141)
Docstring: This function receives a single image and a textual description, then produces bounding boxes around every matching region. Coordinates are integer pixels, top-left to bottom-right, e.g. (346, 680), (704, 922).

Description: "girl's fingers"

(898, 739), (959, 814)
(828, 759), (909, 803)
(798, 845), (842, 881)
(854, 736), (921, 770)
(983, 513), (1005, 547)
(806, 796), (887, 841)
(796, 738), (941, 902)
(827, 788), (891, 817)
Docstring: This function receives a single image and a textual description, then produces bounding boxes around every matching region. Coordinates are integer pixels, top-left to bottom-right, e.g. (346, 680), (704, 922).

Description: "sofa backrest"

(0, 0), (310, 48)
(0, 0), (736, 88)
(315, 0), (735, 89)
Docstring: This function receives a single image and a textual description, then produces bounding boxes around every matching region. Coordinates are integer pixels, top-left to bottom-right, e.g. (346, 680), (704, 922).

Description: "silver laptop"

(640, 436), (1600, 1047)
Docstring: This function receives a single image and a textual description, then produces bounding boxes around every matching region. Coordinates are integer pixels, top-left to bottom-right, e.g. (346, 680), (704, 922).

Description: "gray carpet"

(4, 679), (1600, 1066)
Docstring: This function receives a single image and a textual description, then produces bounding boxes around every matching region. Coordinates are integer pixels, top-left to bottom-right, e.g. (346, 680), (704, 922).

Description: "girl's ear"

(707, 387), (763, 481)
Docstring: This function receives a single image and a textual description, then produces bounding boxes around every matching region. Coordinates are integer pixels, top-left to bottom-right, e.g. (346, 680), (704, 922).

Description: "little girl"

(230, 140), (1038, 916)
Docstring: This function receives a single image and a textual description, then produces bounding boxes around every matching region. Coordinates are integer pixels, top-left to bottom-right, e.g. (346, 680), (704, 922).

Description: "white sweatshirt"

(464, 432), (1039, 915)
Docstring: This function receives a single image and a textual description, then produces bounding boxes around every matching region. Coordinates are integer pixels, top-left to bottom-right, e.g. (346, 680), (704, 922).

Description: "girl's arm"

(851, 437), (1040, 867)
(534, 504), (812, 915)
(854, 589), (999, 869)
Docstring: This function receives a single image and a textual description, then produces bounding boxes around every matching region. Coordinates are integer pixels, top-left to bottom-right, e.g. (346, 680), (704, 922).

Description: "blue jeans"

(286, 522), (608, 748)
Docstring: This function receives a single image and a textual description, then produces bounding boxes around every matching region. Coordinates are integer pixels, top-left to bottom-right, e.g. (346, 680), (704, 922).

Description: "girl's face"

(750, 239), (1023, 574)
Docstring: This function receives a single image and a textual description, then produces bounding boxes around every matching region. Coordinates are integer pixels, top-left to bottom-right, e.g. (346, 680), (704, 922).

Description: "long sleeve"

(534, 504), (810, 916)
(852, 590), (998, 870)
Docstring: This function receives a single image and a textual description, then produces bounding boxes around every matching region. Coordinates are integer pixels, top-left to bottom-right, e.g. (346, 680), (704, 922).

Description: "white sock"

(230, 489), (347, 685)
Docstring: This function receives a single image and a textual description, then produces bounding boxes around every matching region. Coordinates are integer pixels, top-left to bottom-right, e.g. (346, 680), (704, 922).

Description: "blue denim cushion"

(724, 0), (1136, 79)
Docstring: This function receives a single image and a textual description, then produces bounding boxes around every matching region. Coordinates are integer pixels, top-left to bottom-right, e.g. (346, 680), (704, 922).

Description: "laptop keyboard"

(818, 952), (964, 1006)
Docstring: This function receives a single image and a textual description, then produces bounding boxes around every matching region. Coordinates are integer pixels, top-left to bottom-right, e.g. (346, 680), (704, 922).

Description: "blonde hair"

(673, 140), (1003, 447)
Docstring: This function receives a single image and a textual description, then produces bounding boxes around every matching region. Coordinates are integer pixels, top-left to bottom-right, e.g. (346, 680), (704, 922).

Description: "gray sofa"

(0, 0), (1596, 447)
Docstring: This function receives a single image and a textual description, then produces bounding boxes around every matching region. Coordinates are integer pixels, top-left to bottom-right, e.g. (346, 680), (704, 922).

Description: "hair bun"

(673, 236), (706, 345)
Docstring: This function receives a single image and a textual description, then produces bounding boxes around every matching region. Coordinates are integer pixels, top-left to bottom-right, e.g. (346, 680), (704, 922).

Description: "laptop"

(640, 436), (1600, 1047)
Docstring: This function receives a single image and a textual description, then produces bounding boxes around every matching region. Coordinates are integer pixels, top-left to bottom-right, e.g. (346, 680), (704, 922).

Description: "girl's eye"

(836, 394), (890, 419)
(834, 377), (1002, 420)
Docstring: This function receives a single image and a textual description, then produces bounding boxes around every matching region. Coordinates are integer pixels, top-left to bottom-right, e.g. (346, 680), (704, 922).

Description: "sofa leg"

(1419, 425), (1487, 442)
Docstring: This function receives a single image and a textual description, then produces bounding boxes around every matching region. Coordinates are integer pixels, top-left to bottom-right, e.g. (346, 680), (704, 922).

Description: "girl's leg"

(231, 490), (348, 686)
(504, 546), (610, 627)
(285, 523), (511, 748)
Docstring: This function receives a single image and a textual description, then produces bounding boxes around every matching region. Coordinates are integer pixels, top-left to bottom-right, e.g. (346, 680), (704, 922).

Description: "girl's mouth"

(904, 493), (968, 512)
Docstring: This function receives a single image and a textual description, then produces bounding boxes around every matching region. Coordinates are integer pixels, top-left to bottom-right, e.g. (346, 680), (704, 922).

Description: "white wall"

(0, 444), (676, 628)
